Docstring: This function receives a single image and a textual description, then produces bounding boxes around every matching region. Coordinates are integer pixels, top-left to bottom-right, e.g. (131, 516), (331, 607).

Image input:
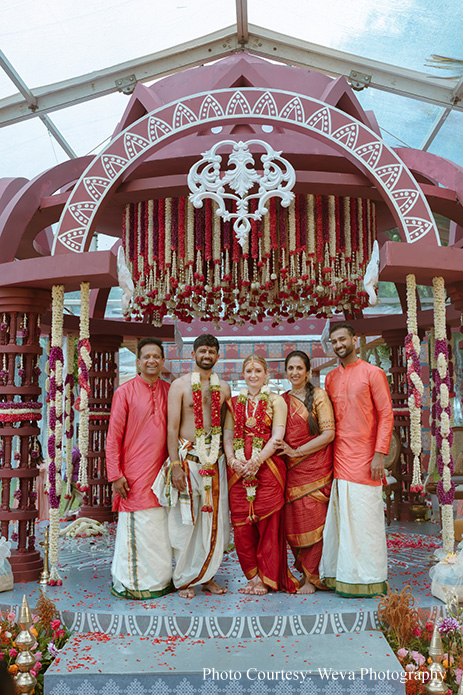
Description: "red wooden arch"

(53, 88), (440, 255)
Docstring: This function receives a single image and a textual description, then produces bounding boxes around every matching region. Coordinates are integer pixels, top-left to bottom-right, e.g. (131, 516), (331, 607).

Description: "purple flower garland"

(47, 346), (63, 509)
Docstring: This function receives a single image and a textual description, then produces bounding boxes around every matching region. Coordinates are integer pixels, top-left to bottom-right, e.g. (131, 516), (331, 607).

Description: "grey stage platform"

(0, 520), (445, 639)
(44, 631), (410, 695)
(0, 520), (443, 695)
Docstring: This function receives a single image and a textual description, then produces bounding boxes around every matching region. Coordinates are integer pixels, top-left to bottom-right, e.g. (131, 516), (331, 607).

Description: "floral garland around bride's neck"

(233, 385), (270, 522)
(191, 371), (221, 513)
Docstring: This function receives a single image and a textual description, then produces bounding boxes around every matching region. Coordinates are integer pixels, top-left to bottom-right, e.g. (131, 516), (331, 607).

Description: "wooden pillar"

(0, 288), (50, 581)
(78, 335), (121, 522)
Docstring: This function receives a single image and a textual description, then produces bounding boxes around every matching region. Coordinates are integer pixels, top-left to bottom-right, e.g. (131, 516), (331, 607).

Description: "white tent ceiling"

(0, 0), (461, 181)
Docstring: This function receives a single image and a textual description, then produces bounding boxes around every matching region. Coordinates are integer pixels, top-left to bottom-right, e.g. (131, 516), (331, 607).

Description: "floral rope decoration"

(47, 284), (65, 586)
(233, 386), (270, 523)
(428, 327), (438, 478)
(64, 336), (75, 500)
(433, 276), (455, 553)
(0, 402), (42, 422)
(75, 282), (91, 493)
(123, 194), (375, 326)
(405, 274), (424, 492)
(191, 372), (221, 513)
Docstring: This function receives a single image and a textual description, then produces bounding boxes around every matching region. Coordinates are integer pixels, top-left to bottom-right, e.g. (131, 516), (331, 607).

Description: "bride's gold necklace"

(246, 390), (261, 428)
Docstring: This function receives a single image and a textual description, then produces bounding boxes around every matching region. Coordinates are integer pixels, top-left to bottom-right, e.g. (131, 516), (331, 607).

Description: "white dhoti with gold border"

(111, 507), (173, 600)
(319, 478), (387, 597)
(161, 439), (230, 589)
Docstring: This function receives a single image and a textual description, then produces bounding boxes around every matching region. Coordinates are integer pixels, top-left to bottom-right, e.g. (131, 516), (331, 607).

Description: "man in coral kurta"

(319, 323), (394, 598)
(106, 338), (172, 599)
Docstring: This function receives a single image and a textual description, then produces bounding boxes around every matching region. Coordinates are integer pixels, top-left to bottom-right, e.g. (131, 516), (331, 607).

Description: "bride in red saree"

(223, 355), (298, 595)
(276, 351), (335, 594)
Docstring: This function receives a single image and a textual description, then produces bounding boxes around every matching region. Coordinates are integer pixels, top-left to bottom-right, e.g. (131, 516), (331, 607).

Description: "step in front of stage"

(44, 631), (407, 695)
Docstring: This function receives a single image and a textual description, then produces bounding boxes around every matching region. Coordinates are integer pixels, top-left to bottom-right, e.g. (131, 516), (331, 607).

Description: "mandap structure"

(0, 53), (462, 581)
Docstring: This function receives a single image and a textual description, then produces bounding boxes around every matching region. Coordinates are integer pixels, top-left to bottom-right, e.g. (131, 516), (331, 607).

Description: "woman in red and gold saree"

(277, 351), (335, 594)
(223, 355), (299, 596)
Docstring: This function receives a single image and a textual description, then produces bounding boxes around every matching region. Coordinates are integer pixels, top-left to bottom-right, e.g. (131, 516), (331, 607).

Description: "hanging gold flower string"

(432, 276), (455, 553)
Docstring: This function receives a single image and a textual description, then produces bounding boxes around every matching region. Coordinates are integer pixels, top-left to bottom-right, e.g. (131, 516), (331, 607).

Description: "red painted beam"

(40, 313), (175, 342)
(0, 250), (118, 291)
(379, 241), (463, 285)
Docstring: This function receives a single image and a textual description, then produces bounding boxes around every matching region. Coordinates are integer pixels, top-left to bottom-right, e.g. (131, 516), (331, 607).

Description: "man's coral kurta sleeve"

(106, 388), (127, 482)
(370, 369), (394, 454)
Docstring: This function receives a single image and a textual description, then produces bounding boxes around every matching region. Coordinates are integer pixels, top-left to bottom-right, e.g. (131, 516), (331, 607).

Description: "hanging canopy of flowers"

(122, 193), (376, 326)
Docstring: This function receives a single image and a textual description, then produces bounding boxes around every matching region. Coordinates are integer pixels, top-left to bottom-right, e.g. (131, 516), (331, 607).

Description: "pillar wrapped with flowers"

(432, 276), (455, 553)
(46, 285), (65, 585)
(122, 193), (376, 326)
(405, 274), (424, 494)
(75, 281), (91, 496)
(0, 288), (49, 581)
(78, 334), (120, 522)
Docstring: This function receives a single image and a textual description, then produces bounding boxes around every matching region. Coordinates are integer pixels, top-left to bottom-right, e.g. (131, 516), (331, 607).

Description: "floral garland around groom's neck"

(191, 371), (221, 513)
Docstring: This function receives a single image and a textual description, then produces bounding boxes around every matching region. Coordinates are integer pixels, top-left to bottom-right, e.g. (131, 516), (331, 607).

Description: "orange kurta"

(106, 375), (170, 512)
(324, 359), (393, 486)
(283, 390), (334, 588)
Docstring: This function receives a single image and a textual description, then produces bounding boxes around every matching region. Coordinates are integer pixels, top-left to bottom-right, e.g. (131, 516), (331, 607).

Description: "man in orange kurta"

(319, 323), (394, 598)
(106, 338), (172, 599)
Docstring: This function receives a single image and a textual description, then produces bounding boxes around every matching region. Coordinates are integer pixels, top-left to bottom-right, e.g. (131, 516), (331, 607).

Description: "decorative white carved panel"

(187, 139), (296, 247)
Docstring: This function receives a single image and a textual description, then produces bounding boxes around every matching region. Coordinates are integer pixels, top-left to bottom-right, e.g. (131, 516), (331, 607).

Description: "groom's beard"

(195, 357), (215, 369)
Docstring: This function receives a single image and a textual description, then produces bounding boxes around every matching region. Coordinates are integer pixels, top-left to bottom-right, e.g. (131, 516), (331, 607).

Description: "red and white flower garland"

(123, 194), (375, 326)
(0, 402), (42, 422)
(76, 282), (91, 493)
(433, 276), (455, 553)
(191, 372), (221, 513)
(233, 386), (270, 523)
(405, 274), (424, 491)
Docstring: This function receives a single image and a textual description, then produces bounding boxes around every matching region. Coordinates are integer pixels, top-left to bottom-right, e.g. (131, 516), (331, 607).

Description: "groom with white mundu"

(166, 335), (231, 598)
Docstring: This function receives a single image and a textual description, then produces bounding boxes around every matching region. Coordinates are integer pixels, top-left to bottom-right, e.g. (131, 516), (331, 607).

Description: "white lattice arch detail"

(52, 88), (440, 254)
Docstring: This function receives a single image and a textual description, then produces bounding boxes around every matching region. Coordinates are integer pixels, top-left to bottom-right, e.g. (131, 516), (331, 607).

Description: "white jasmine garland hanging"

(405, 274), (424, 491)
(433, 276), (455, 553)
(76, 282), (91, 493)
(47, 284), (65, 585)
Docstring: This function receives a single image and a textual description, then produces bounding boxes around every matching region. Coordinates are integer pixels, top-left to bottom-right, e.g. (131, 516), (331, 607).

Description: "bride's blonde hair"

(242, 354), (269, 372)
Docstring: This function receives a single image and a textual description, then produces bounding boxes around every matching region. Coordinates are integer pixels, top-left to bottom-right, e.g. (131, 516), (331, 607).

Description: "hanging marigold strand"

(178, 197), (186, 261)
